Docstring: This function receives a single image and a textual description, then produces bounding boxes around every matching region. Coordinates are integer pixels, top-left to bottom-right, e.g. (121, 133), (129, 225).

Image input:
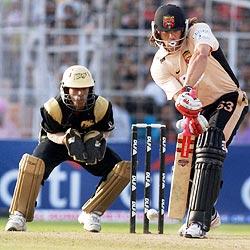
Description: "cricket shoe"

(184, 222), (206, 239)
(5, 214), (27, 231)
(178, 211), (221, 236)
(78, 211), (101, 233)
(178, 223), (188, 236)
(210, 211), (221, 229)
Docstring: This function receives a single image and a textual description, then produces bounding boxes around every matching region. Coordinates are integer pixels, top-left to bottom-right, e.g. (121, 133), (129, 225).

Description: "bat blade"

(168, 132), (195, 220)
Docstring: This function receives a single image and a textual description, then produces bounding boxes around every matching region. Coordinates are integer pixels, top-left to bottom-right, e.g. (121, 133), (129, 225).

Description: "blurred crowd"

(0, 0), (250, 144)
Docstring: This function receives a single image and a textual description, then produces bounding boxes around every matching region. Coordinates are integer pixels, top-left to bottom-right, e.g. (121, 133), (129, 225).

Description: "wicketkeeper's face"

(68, 87), (89, 110)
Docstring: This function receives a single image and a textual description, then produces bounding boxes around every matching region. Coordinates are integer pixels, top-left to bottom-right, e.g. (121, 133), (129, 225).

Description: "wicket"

(130, 123), (167, 234)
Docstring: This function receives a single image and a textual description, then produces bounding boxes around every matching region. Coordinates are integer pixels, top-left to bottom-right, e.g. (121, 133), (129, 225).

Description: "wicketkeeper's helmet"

(60, 65), (95, 111)
(61, 65), (95, 88)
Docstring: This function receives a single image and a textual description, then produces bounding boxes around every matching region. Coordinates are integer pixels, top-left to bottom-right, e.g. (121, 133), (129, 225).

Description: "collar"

(158, 44), (168, 60)
(157, 38), (188, 60)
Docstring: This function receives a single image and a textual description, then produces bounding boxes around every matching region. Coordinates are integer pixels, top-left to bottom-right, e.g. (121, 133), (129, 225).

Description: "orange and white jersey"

(150, 22), (239, 107)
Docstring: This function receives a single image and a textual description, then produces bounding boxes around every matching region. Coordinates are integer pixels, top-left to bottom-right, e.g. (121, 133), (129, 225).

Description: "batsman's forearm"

(184, 53), (208, 88)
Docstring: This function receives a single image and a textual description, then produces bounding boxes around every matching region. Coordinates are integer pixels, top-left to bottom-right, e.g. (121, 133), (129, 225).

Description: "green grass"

(0, 217), (250, 250)
(1, 218), (249, 234)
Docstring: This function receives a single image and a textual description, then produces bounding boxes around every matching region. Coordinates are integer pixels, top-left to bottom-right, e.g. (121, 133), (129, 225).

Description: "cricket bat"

(168, 118), (195, 219)
(168, 89), (197, 220)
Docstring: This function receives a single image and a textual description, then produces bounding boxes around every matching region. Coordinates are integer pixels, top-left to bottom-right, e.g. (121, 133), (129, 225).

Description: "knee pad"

(9, 154), (45, 222)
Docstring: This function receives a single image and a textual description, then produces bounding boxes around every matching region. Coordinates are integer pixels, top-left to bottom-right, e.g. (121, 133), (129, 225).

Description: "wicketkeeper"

(149, 4), (249, 238)
(5, 65), (131, 232)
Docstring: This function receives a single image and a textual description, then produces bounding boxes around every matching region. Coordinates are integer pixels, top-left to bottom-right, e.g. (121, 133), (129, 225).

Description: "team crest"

(163, 16), (175, 29)
(81, 120), (94, 128)
(182, 50), (192, 64)
(73, 72), (88, 80)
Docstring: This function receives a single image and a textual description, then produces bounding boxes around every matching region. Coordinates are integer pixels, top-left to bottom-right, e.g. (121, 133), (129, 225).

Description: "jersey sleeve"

(189, 23), (219, 52)
(40, 98), (64, 133)
(150, 58), (183, 100)
(93, 97), (115, 132)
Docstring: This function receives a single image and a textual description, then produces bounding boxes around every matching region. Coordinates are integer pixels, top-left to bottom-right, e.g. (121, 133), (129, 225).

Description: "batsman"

(5, 65), (131, 232)
(149, 4), (249, 238)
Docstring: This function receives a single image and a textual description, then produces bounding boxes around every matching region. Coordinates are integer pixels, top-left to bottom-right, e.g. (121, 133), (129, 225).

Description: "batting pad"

(82, 161), (131, 214)
(9, 154), (45, 222)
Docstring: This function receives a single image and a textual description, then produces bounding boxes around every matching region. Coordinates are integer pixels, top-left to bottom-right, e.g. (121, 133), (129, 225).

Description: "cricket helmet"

(154, 4), (186, 32)
(61, 65), (94, 88)
(60, 65), (95, 111)
(151, 4), (188, 51)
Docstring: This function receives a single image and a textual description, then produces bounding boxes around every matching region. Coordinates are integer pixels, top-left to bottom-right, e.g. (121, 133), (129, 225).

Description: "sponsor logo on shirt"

(81, 120), (94, 128)
(108, 121), (114, 130)
(193, 29), (210, 41)
(182, 50), (192, 64)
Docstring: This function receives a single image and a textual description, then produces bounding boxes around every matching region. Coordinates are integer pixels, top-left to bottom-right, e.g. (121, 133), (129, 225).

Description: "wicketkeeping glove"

(64, 128), (87, 162)
(83, 130), (106, 165)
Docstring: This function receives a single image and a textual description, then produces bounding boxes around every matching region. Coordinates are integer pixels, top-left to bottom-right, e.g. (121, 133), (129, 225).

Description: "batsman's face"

(160, 30), (183, 52)
(68, 87), (89, 110)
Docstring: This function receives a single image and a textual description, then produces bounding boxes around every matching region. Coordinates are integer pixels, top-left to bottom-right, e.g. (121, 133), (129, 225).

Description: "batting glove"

(176, 114), (209, 136)
(175, 92), (203, 118)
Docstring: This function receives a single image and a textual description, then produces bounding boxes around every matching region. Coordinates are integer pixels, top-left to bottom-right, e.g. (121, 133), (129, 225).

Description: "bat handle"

(183, 88), (197, 135)
(189, 88), (197, 98)
(183, 117), (191, 136)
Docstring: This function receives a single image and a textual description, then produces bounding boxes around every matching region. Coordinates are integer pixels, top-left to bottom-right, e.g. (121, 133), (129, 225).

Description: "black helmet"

(154, 4), (186, 32)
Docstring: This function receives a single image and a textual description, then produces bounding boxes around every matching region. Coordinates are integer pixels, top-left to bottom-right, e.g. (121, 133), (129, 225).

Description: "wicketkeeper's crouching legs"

(5, 154), (45, 231)
(184, 127), (226, 238)
(78, 160), (131, 232)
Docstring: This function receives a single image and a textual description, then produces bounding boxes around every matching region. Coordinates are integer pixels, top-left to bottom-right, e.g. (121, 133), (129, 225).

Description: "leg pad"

(188, 127), (226, 231)
(82, 161), (131, 214)
(9, 154), (45, 222)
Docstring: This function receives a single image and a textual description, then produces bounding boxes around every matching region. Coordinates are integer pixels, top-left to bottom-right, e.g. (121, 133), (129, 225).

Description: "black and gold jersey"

(39, 94), (114, 139)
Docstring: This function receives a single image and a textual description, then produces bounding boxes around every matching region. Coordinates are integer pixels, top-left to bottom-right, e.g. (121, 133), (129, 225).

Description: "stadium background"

(0, 0), (250, 224)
